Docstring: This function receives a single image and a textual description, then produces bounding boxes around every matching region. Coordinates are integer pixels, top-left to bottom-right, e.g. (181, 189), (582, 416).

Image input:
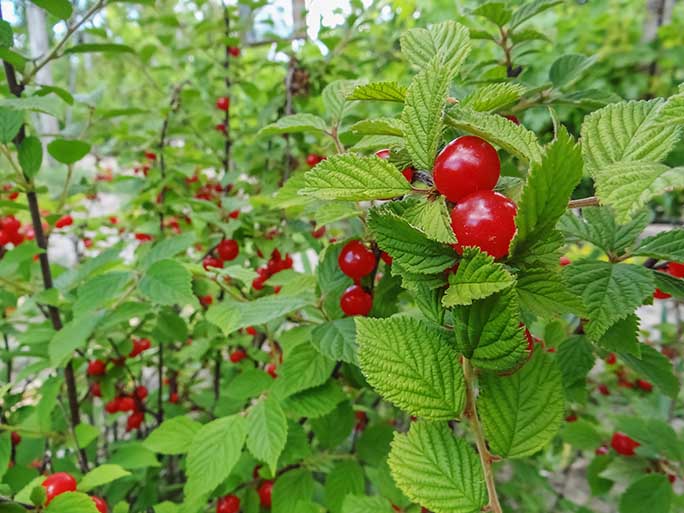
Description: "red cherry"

(559, 256), (571, 266)
(215, 123), (227, 134)
(595, 445), (609, 456)
(450, 191), (517, 259)
(306, 154), (324, 167)
(380, 252), (392, 265)
(200, 295), (213, 306)
(258, 480), (274, 508)
(217, 494), (240, 513)
(126, 411), (144, 432)
(611, 432), (640, 456)
(135, 233), (153, 242)
(402, 167), (414, 182)
(252, 277), (266, 290)
(92, 496), (108, 513)
(338, 240), (376, 280)
(217, 239), (239, 261)
(87, 359), (107, 376)
(598, 384), (610, 396)
(216, 97), (230, 111)
(340, 285), (373, 316)
(503, 114), (520, 125)
(145, 151), (157, 161)
(42, 472), (77, 504)
(135, 386), (148, 400)
(203, 256), (224, 271)
(169, 392), (179, 404)
(354, 411), (368, 431)
(312, 226), (326, 239)
(105, 399), (119, 414)
(654, 288), (671, 299)
(565, 414), (578, 423)
(668, 474), (676, 484)
(246, 326), (257, 336)
(11, 431), (20, 446)
(265, 363), (277, 379)
(668, 262), (684, 278)
(228, 210), (240, 219)
(118, 396), (136, 412)
(55, 215), (73, 229)
(433, 136), (500, 203)
(91, 382), (102, 397)
(109, 216), (118, 225)
(375, 148), (391, 160)
(605, 353), (617, 365)
(227, 46), (241, 58)
(129, 338), (151, 357)
(635, 379), (653, 392)
(230, 349), (247, 363)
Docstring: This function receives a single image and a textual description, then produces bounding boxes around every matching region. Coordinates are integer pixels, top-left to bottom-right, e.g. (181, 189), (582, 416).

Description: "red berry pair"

(129, 337), (151, 357)
(217, 494), (240, 513)
(54, 215), (73, 229)
(87, 359), (107, 377)
(338, 240), (375, 316)
(203, 239), (240, 271)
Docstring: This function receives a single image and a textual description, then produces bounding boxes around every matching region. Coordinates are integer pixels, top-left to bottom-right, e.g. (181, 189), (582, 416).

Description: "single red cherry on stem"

(169, 392), (179, 403)
(559, 256), (571, 266)
(338, 240), (376, 280)
(433, 136), (500, 203)
(227, 46), (240, 58)
(340, 285), (373, 316)
(42, 472), (77, 504)
(87, 359), (107, 376)
(203, 256), (224, 271)
(246, 326), (257, 336)
(11, 431), (21, 446)
(55, 215), (73, 229)
(450, 190), (517, 259)
(230, 349), (247, 363)
(135, 386), (148, 399)
(306, 154), (324, 167)
(217, 239), (239, 261)
(217, 494), (241, 513)
(216, 97), (230, 111)
(611, 432), (640, 456)
(258, 480), (274, 508)
(126, 411), (144, 432)
(265, 363), (277, 379)
(312, 226), (326, 239)
(668, 261), (684, 278)
(635, 379), (653, 392)
(653, 288), (671, 299)
(605, 353), (617, 365)
(92, 496), (108, 513)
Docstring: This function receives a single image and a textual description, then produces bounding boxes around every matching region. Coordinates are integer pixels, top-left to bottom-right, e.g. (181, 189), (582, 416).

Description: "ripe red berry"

(129, 338), (151, 357)
(380, 252), (392, 265)
(598, 384), (610, 396)
(134, 233), (153, 242)
(55, 215), (73, 229)
(230, 349), (247, 363)
(312, 226), (326, 239)
(92, 496), (108, 513)
(668, 261), (684, 278)
(42, 472), (77, 504)
(258, 480), (274, 508)
(306, 154), (324, 167)
(605, 353), (617, 365)
(126, 411), (144, 432)
(11, 431), (21, 446)
(135, 386), (148, 400)
(200, 295), (213, 306)
(354, 411), (368, 431)
(340, 285), (373, 316)
(203, 256), (224, 271)
(338, 240), (376, 280)
(402, 167), (414, 182)
(635, 379), (653, 392)
(265, 363), (277, 379)
(228, 209), (240, 219)
(375, 148), (391, 160)
(559, 256), (571, 266)
(653, 288), (671, 300)
(105, 399), (119, 414)
(450, 191), (517, 260)
(169, 392), (179, 403)
(217, 494), (240, 513)
(118, 396), (136, 412)
(611, 432), (640, 456)
(87, 359), (107, 376)
(109, 216), (118, 225)
(565, 414), (578, 423)
(503, 114), (520, 125)
(216, 97), (230, 111)
(227, 46), (240, 57)
(246, 326), (257, 336)
(215, 123), (227, 134)
(433, 136), (500, 203)
(145, 151), (157, 161)
(217, 239), (239, 261)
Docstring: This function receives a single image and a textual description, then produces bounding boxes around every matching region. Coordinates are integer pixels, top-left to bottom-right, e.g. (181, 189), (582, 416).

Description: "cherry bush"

(0, 1), (683, 513)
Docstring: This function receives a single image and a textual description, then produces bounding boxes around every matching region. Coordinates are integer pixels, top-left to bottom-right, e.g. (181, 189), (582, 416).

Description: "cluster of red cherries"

(337, 240), (379, 317)
(41, 472), (107, 512)
(0, 215), (29, 248)
(215, 476), (273, 513)
(252, 249), (293, 291)
(202, 239), (241, 271)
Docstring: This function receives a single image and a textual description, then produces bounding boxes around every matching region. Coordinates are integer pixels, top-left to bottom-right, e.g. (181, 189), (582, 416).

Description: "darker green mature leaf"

(246, 395), (288, 474)
(445, 106), (543, 163)
(598, 314), (640, 357)
(47, 139), (90, 165)
(413, 282), (446, 324)
(302, 154), (412, 201)
(369, 210), (456, 274)
(30, 0), (73, 19)
(357, 423), (395, 466)
(557, 88), (623, 109)
(633, 229), (684, 261)
(402, 57), (449, 170)
(472, 2), (512, 26)
(347, 82), (407, 102)
(64, 43), (135, 54)
(479, 348), (565, 458)
(144, 417), (201, 455)
(401, 21), (471, 79)
(556, 335), (595, 388)
(44, 492), (98, 513)
(516, 266), (586, 318)
(511, 127), (583, 258)
(561, 419), (604, 451)
(388, 421), (486, 513)
(260, 113), (328, 136)
(356, 315), (465, 420)
(18, 136), (42, 178)
(509, 0), (562, 29)
(619, 474), (672, 513)
(452, 288), (526, 371)
(549, 54), (595, 88)
(0, 433), (10, 482)
(325, 461), (365, 513)
(619, 345), (678, 398)
(281, 381), (346, 419)
(139, 259), (197, 307)
(317, 243), (352, 319)
(0, 20), (13, 48)
(0, 108), (23, 143)
(460, 82), (525, 112)
(140, 233), (195, 268)
(565, 261), (654, 340)
(310, 401), (355, 449)
(272, 342), (336, 398)
(74, 272), (132, 315)
(49, 315), (100, 367)
(342, 495), (395, 513)
(443, 247), (515, 306)
(272, 468), (314, 513)
(311, 318), (358, 365)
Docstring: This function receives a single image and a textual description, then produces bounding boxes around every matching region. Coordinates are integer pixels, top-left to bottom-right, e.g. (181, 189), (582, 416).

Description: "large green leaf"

(386, 196), (456, 244)
(443, 247), (515, 306)
(400, 21), (471, 79)
(74, 272), (132, 315)
(311, 318), (358, 365)
(478, 349), (565, 458)
(260, 113), (328, 136)
(47, 139), (91, 165)
(356, 316), (465, 420)
(325, 461), (365, 513)
(139, 259), (197, 307)
(144, 417), (201, 455)
(388, 421), (486, 513)
(272, 468), (314, 513)
(347, 82), (407, 102)
(619, 474), (672, 513)
(44, 492), (98, 513)
(18, 136), (42, 178)
(77, 465), (131, 492)
(0, 107), (23, 143)
(246, 395), (288, 474)
(272, 342), (336, 398)
(281, 381), (346, 419)
(460, 82), (525, 112)
(49, 315), (100, 367)
(619, 345), (678, 398)
(30, 0), (73, 19)
(632, 229), (684, 261)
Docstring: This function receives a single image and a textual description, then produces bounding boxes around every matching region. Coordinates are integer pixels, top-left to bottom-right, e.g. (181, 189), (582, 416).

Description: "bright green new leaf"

(347, 82), (407, 102)
(400, 21), (471, 79)
(144, 417), (202, 455)
(272, 468), (314, 513)
(460, 82), (524, 112)
(49, 315), (100, 367)
(387, 196), (456, 244)
(341, 495), (395, 513)
(30, 0), (73, 19)
(246, 395), (288, 474)
(472, 3), (512, 26)
(323, 80), (360, 124)
(139, 259), (197, 307)
(44, 492), (98, 513)
(350, 118), (403, 137)
(356, 315), (465, 420)
(281, 381), (346, 419)
(65, 43), (136, 54)
(509, 0), (562, 28)
(0, 20), (13, 48)
(260, 113), (328, 136)
(388, 421), (486, 513)
(272, 342), (336, 398)
(443, 247), (515, 306)
(47, 139), (91, 165)
(549, 54), (595, 88)
(77, 465), (131, 492)
(515, 266), (586, 317)
(478, 348), (565, 458)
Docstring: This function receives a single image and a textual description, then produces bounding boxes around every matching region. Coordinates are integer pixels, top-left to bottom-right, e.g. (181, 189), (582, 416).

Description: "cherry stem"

(463, 359), (503, 513)
(567, 196), (600, 208)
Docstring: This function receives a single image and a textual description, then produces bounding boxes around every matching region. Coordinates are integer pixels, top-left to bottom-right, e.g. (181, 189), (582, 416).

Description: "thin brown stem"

(568, 196), (600, 209)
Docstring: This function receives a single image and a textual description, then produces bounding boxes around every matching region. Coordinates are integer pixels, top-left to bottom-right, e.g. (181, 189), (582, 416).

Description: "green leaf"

(509, 0), (562, 29)
(35, 85), (74, 105)
(388, 421), (486, 513)
(77, 465), (131, 492)
(402, 58), (449, 170)
(141, 233), (195, 268)
(341, 495), (394, 513)
(74, 272), (132, 315)
(139, 259), (197, 307)
(144, 417), (201, 455)
(30, 0), (73, 19)
(347, 82), (407, 102)
(49, 315), (100, 367)
(561, 419), (604, 451)
(452, 289), (526, 370)
(632, 229), (684, 261)
(556, 335), (596, 388)
(619, 345), (678, 398)
(271, 469), (314, 513)
(301, 154), (411, 201)
(47, 139), (90, 165)
(619, 474), (672, 513)
(387, 196), (456, 244)
(356, 315), (465, 420)
(564, 261), (654, 340)
(260, 114), (328, 136)
(311, 318), (358, 365)
(472, 3), (512, 26)
(616, 417), (683, 461)
(74, 423), (100, 448)
(0, 433), (9, 481)
(598, 314), (640, 357)
(460, 82), (525, 112)
(0, 20), (13, 48)
(0, 107), (23, 143)
(510, 127), (583, 257)
(64, 43), (135, 54)
(549, 54), (595, 88)
(445, 106), (543, 163)
(281, 381), (346, 419)
(369, 210), (455, 274)
(323, 80), (360, 124)
(516, 264), (586, 317)
(184, 415), (247, 499)
(18, 136), (42, 178)
(44, 492), (98, 513)
(325, 461), (365, 513)
(401, 21), (471, 79)
(478, 348), (565, 458)
(557, 88), (622, 109)
(0, 97), (60, 118)
(273, 342), (335, 398)
(225, 369), (273, 401)
(310, 401), (355, 449)
(109, 443), (160, 470)
(246, 395), (288, 474)
(350, 118), (403, 137)
(443, 247), (515, 307)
